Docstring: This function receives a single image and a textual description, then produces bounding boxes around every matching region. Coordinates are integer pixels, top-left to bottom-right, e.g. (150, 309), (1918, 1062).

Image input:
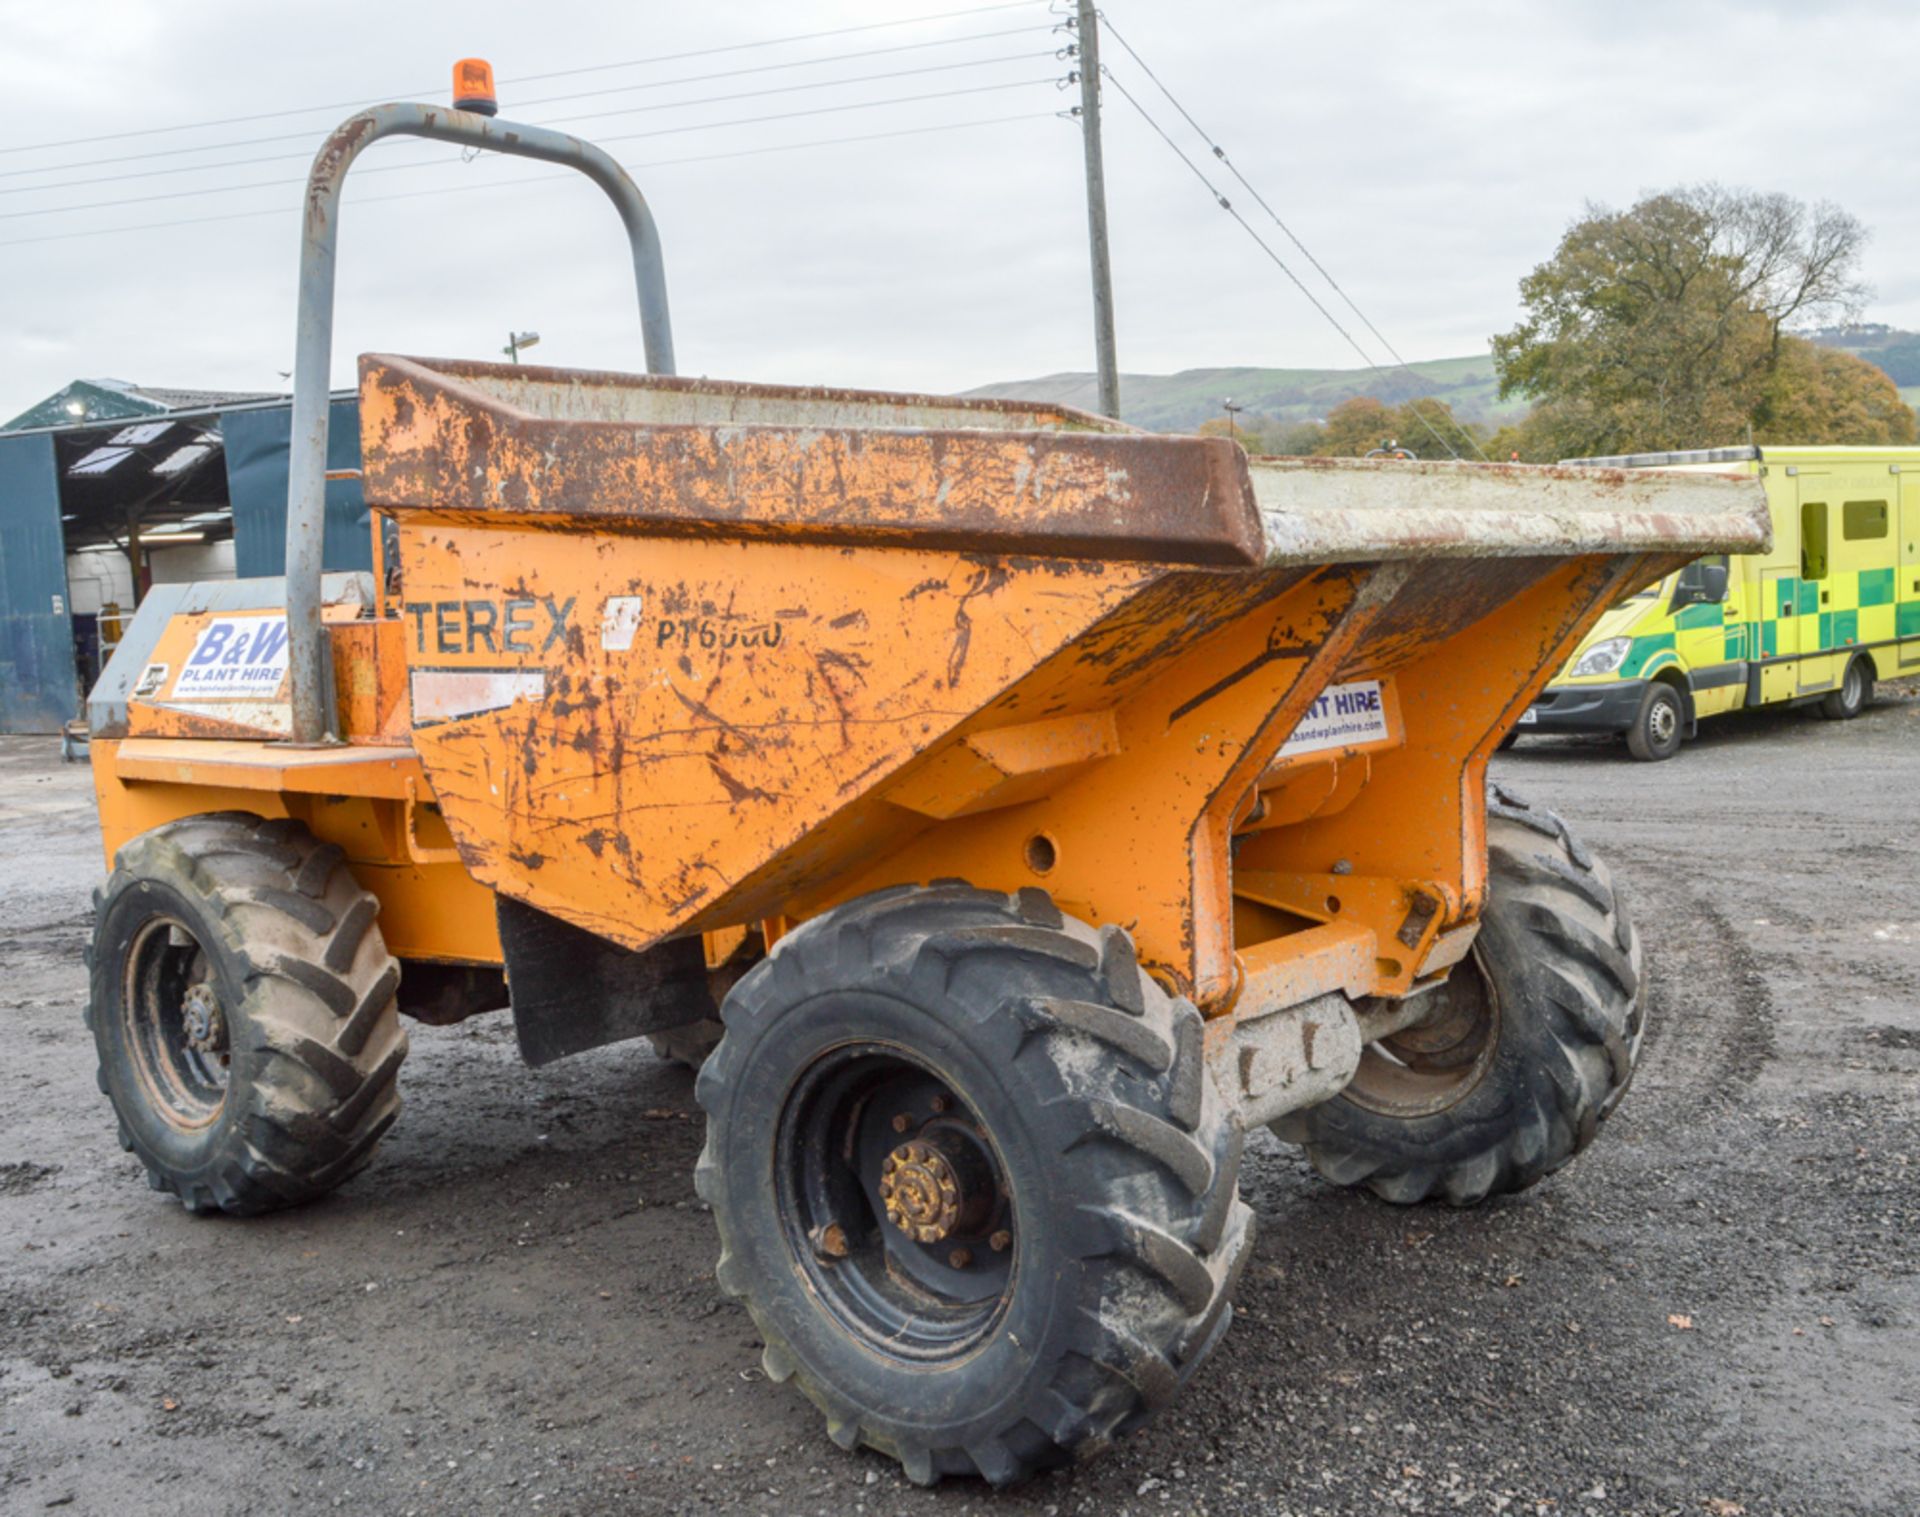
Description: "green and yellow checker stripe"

(1614, 562), (1915, 680)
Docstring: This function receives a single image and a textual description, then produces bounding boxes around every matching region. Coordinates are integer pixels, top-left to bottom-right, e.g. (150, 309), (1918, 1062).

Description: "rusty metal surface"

(396, 525), (1166, 950)
(373, 355), (1125, 434)
(360, 355), (1263, 567)
(359, 356), (1771, 577)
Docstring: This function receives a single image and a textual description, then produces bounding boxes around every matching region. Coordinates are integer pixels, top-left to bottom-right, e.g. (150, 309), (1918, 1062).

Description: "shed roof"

(4, 377), (285, 433)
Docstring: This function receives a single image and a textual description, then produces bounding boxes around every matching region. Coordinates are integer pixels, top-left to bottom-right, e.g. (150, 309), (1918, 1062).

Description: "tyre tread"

(86, 813), (406, 1217)
(1285, 785), (1643, 1206)
(695, 883), (1249, 1486)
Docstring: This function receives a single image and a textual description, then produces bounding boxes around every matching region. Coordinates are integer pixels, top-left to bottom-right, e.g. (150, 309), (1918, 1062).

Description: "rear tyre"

(694, 884), (1251, 1486)
(1819, 656), (1872, 720)
(1275, 784), (1645, 1206)
(87, 813), (407, 1215)
(1625, 681), (1683, 761)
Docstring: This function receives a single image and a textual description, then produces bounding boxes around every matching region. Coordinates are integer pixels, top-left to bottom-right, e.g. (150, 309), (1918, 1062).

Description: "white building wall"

(63, 540), (237, 616)
(64, 551), (134, 616)
(147, 539), (237, 586)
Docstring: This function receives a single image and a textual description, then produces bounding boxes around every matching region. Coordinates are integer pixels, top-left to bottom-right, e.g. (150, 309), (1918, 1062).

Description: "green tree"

(1198, 412), (1282, 450)
(1388, 396), (1488, 459)
(1309, 395), (1484, 459)
(1314, 396), (1395, 456)
(1264, 418), (1329, 455)
(1758, 339), (1919, 445)
(1492, 184), (1869, 456)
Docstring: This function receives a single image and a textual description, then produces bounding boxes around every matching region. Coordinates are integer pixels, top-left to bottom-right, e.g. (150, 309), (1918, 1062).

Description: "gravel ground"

(2, 684), (1916, 1517)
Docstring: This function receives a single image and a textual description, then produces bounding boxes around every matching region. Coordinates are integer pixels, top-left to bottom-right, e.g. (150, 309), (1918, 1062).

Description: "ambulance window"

(1842, 500), (1888, 540)
(1800, 502), (1828, 580)
(1674, 556), (1728, 603)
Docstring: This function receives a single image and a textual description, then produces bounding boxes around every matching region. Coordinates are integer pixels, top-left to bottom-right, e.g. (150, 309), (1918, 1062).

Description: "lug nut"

(929, 1094), (950, 1115)
(990, 1229), (1012, 1253)
(891, 1113), (911, 1133)
(814, 1223), (850, 1260)
(948, 1247), (972, 1269)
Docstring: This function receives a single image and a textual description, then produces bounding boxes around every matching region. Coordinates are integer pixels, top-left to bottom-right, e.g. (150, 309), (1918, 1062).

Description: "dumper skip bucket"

(356, 353), (1767, 1020)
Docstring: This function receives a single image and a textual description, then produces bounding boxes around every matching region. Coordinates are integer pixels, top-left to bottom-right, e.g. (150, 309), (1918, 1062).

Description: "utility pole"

(1074, 0), (1120, 420)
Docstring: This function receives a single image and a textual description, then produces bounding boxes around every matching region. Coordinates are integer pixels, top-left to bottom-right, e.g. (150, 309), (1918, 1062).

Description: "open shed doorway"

(55, 417), (236, 700)
(0, 391), (366, 734)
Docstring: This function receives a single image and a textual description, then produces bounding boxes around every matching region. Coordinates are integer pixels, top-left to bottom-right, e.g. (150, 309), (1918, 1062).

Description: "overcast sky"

(1, 0), (1915, 420)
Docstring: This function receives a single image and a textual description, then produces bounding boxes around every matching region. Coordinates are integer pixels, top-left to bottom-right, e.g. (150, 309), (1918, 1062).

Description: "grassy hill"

(966, 328), (1920, 433)
(962, 353), (1525, 433)
(1804, 325), (1920, 409)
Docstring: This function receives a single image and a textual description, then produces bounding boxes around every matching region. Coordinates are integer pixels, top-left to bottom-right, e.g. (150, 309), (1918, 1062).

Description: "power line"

(0, 77), (1058, 224)
(0, 0), (1046, 157)
(1099, 68), (1466, 463)
(1097, 14), (1489, 461)
(0, 22), (1055, 183)
(509, 1), (1046, 87)
(0, 112), (1054, 250)
(544, 50), (1050, 131)
(517, 26), (1052, 113)
(0, 49), (1055, 199)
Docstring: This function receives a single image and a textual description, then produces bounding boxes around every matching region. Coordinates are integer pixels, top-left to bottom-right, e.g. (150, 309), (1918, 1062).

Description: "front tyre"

(87, 814), (407, 1215)
(1625, 681), (1683, 760)
(694, 884), (1251, 1486)
(1819, 655), (1872, 720)
(1276, 785), (1645, 1206)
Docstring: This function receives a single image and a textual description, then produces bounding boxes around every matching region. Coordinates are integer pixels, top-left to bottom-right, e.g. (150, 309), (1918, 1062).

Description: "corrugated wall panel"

(0, 432), (80, 733)
(224, 398), (371, 577)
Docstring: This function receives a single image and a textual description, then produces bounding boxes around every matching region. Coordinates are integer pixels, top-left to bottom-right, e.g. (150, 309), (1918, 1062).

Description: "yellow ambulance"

(1519, 445), (1920, 759)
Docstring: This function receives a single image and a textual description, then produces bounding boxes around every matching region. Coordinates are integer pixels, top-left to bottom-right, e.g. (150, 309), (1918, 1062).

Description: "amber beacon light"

(453, 58), (498, 116)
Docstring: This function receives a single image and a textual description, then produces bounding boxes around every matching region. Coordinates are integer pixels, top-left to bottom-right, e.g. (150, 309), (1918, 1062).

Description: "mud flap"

(497, 897), (717, 1067)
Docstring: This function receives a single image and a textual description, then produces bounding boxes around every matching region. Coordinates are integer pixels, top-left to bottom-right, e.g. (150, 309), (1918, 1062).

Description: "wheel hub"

(181, 982), (227, 1055)
(878, 1139), (964, 1243)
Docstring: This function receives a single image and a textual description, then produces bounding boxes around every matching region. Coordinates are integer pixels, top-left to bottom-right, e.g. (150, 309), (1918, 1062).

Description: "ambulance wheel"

(87, 813), (406, 1215)
(1625, 682), (1683, 761)
(1819, 656), (1872, 720)
(1275, 784), (1645, 1206)
(694, 884), (1252, 1486)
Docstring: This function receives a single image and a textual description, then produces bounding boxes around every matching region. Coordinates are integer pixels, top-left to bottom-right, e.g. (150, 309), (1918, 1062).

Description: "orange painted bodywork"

(90, 355), (1770, 1027)
(92, 739), (499, 965)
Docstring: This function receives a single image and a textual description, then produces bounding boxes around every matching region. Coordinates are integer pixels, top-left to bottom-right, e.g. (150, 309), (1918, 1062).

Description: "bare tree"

(1687, 184), (1869, 354)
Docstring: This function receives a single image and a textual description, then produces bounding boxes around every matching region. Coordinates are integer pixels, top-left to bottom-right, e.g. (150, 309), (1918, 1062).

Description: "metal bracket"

(403, 775), (463, 865)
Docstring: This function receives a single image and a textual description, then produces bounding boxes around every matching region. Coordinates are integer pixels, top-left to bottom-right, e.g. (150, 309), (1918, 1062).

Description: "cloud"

(1, 0), (1915, 418)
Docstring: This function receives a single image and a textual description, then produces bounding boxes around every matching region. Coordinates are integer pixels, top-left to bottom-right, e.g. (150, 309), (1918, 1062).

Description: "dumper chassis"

(76, 85), (1770, 1485)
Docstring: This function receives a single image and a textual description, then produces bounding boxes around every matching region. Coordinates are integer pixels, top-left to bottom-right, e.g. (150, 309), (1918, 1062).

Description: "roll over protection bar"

(284, 100), (675, 742)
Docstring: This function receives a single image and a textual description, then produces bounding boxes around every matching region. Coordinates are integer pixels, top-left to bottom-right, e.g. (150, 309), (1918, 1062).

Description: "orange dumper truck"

(78, 81), (1769, 1485)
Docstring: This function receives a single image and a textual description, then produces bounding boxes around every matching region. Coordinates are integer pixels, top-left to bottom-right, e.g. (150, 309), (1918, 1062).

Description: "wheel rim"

(122, 916), (230, 1131)
(776, 1040), (1017, 1361)
(1342, 954), (1501, 1119)
(1845, 663), (1862, 706)
(1648, 697), (1678, 746)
